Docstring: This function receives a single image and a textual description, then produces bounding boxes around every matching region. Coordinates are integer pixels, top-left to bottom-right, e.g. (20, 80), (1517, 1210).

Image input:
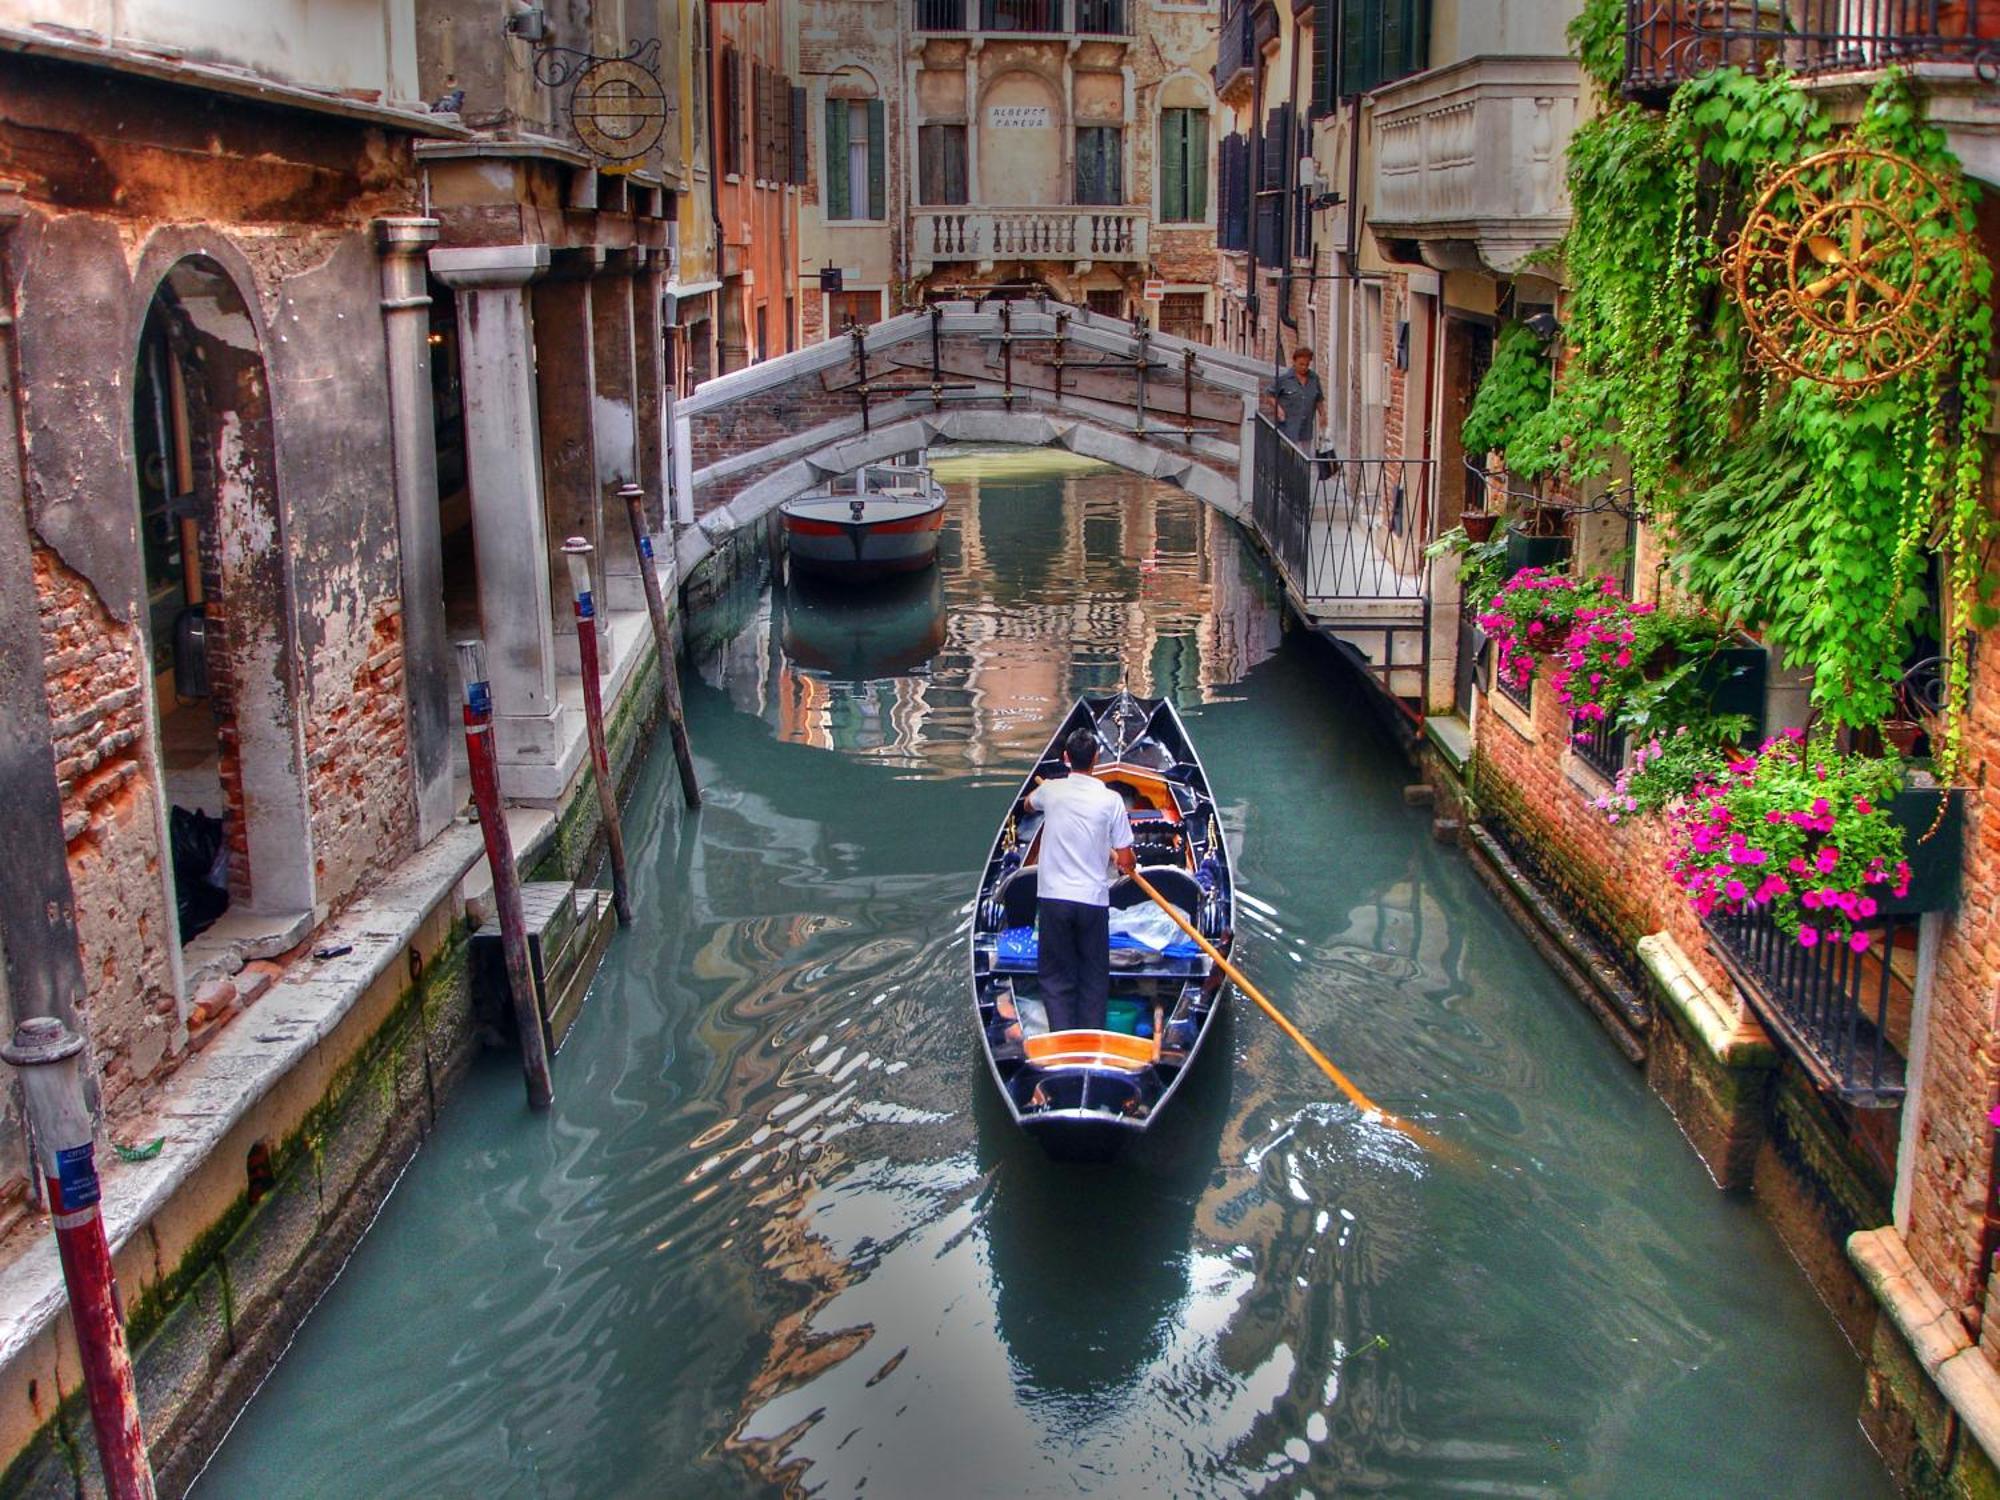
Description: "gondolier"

(1026, 728), (1136, 1032)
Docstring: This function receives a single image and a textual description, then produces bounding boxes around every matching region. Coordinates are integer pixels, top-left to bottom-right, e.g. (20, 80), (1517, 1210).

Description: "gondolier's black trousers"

(1038, 898), (1109, 1034)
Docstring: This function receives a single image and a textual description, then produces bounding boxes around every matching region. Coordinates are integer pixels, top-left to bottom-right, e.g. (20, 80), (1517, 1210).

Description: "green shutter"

(1339, 0), (1369, 97)
(1161, 112), (1186, 221)
(866, 99), (887, 220)
(1187, 110), (1208, 221)
(825, 97), (850, 219)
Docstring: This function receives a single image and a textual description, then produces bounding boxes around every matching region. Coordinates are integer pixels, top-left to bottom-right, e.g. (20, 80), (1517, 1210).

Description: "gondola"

(969, 691), (1234, 1160)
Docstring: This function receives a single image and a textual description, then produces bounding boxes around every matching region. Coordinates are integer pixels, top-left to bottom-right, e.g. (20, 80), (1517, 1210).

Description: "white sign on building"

(986, 105), (1052, 129)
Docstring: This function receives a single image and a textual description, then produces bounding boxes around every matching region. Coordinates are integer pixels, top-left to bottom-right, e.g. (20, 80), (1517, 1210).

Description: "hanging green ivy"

(1529, 56), (1992, 760)
(1460, 322), (1553, 476)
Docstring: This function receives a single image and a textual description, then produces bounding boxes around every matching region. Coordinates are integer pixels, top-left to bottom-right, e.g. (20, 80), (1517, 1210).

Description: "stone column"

(0, 182), (90, 1043)
(591, 254), (646, 614)
(375, 218), (455, 844)
(532, 251), (602, 675)
(427, 243), (567, 768)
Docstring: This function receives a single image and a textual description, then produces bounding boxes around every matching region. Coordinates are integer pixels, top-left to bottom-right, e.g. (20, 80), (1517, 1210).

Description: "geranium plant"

(1478, 569), (1617, 694)
(1553, 599), (1732, 737)
(1593, 720), (1753, 823)
(1665, 731), (1910, 952)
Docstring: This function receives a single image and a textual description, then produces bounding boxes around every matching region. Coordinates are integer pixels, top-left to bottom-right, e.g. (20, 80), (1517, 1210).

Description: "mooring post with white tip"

(456, 639), (554, 1108)
(2, 1017), (155, 1499)
(620, 482), (701, 809)
(562, 537), (632, 924)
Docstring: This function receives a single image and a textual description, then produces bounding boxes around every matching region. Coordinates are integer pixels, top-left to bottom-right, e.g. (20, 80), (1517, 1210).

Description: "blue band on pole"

(578, 591), (595, 620)
(467, 680), (492, 717)
(639, 534), (654, 561)
(55, 1143), (99, 1210)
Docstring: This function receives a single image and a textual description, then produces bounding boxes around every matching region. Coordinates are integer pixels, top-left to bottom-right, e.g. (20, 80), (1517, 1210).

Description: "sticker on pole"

(638, 533), (655, 561)
(466, 680), (492, 718)
(55, 1143), (99, 1210)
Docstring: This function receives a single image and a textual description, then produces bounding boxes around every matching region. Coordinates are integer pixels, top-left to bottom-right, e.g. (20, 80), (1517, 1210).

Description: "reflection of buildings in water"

(745, 454), (1284, 775)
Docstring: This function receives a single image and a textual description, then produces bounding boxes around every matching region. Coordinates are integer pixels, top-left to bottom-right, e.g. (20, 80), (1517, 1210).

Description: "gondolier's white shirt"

(1027, 774), (1133, 907)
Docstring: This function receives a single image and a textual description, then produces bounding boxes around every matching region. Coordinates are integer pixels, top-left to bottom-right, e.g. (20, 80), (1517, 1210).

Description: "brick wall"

(33, 549), (181, 1123)
(1473, 657), (1734, 1000)
(1904, 622), (2000, 1342)
(303, 600), (414, 906)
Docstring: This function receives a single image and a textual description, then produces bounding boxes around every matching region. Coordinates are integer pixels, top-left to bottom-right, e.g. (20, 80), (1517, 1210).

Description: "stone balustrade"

(910, 207), (1149, 271)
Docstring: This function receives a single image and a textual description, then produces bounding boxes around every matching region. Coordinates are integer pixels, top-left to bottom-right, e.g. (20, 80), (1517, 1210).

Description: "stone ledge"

(1851, 1225), (2000, 1471)
(1637, 931), (1776, 1070)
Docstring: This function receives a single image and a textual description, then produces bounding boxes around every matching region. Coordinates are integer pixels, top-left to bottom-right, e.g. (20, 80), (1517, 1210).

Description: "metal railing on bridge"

(1250, 417), (1434, 608)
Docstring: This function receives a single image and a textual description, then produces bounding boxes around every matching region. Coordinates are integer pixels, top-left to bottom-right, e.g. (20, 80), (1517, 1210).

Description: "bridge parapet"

(671, 301), (1271, 575)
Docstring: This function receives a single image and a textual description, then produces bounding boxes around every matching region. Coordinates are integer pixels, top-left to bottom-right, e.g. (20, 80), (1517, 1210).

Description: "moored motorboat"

(781, 461), (948, 582)
(969, 692), (1235, 1160)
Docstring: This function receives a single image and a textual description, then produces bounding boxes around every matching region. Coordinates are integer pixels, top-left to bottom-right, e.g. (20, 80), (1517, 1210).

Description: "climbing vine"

(1498, 51), (1994, 760)
(1459, 322), (1552, 476)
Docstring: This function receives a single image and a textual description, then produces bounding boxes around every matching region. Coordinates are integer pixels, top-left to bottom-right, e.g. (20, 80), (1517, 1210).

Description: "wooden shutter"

(789, 86), (808, 185)
(1161, 111), (1186, 221)
(825, 97), (850, 218)
(1338, 0), (1370, 98)
(1187, 110), (1208, 221)
(866, 99), (886, 220)
(1312, 0), (1334, 113)
(1076, 127), (1121, 206)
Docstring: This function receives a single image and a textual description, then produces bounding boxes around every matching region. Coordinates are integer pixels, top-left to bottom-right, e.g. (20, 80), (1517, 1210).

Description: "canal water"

(201, 452), (1890, 1498)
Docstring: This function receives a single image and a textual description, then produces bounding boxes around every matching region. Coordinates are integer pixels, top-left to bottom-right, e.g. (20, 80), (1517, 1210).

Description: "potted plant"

(1666, 730), (1913, 951)
(1423, 524), (1510, 614)
(1461, 509), (1498, 543)
(1478, 568), (1618, 695)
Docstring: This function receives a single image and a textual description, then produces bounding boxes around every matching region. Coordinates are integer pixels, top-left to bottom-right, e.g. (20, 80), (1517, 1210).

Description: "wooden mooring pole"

(621, 482), (702, 809)
(456, 639), (554, 1109)
(561, 538), (633, 925)
(2, 1018), (155, 1499)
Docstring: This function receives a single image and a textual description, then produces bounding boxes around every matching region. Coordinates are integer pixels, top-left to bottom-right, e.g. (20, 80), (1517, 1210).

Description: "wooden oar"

(1131, 869), (1463, 1163)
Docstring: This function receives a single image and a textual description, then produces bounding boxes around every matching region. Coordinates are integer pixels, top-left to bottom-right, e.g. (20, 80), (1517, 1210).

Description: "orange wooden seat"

(1024, 1029), (1157, 1071)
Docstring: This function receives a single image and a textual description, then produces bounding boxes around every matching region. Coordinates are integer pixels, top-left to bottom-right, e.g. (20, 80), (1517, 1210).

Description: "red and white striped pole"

(456, 639), (554, 1109)
(561, 538), (633, 925)
(2, 1017), (154, 1499)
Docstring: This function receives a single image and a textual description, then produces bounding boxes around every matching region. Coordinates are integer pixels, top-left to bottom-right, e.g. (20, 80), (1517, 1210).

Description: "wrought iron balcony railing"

(1214, 3), (1258, 94)
(1626, 0), (2000, 101)
(913, 0), (1128, 31)
(1705, 906), (1915, 1107)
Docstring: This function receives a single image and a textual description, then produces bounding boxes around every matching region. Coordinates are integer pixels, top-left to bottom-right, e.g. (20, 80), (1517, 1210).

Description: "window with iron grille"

(914, 0), (967, 29)
(824, 98), (886, 220)
(1075, 126), (1124, 206)
(919, 124), (968, 205)
(1339, 0), (1430, 98)
(1159, 109), (1208, 223)
(1075, 0), (1127, 33)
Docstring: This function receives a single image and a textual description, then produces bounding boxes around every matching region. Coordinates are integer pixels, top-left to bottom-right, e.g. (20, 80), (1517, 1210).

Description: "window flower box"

(1878, 785), (1965, 916)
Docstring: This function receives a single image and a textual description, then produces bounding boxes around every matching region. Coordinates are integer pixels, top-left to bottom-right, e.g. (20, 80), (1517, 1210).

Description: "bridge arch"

(671, 301), (1269, 576)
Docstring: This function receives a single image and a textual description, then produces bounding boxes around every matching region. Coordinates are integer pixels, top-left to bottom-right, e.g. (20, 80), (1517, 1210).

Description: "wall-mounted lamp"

(505, 1), (547, 42)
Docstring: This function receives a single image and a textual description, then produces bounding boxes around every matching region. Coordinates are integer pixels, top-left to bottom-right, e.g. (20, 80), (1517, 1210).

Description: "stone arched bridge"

(668, 300), (1270, 577)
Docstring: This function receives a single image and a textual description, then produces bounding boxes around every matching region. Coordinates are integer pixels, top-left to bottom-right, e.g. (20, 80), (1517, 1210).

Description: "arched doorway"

(130, 257), (313, 950)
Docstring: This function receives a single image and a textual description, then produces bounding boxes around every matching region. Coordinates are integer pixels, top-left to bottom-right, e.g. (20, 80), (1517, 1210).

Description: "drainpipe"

(1278, 3), (1306, 343)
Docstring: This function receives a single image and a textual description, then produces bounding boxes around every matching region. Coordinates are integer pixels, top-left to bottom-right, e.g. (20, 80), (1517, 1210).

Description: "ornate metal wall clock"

(533, 39), (672, 167)
(1727, 144), (1973, 394)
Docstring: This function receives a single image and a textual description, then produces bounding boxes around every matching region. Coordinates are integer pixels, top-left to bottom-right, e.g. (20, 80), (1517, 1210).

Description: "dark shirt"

(1268, 368), (1324, 445)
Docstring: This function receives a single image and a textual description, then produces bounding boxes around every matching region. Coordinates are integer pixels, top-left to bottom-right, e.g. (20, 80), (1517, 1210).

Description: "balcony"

(1213, 0), (1277, 102)
(1367, 55), (1583, 276)
(1625, 1), (2000, 102)
(910, 208), (1149, 272)
(913, 0), (1132, 34)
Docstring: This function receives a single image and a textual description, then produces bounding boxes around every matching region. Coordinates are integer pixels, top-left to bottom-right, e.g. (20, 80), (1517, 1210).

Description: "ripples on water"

(201, 450), (1889, 1499)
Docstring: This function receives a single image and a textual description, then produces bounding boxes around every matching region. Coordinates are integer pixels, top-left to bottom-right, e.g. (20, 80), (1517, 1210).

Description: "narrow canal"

(201, 452), (1889, 1498)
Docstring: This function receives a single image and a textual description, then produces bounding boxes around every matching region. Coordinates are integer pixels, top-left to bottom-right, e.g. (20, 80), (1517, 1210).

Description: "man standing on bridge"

(1027, 728), (1136, 1033)
(1266, 346), (1324, 448)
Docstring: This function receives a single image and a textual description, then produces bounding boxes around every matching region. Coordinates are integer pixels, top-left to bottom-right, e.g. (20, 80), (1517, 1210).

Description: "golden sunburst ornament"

(1728, 144), (1972, 393)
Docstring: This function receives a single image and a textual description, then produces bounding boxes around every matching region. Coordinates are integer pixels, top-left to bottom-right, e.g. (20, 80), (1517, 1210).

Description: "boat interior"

(971, 694), (1233, 1128)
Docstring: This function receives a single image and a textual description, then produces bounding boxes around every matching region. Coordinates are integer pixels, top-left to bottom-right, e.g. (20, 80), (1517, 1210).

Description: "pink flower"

(1815, 847), (1840, 874)
(1857, 896), (1877, 918)
(1726, 879), (1748, 901)
(1798, 926), (1820, 948)
(1854, 797), (1873, 815)
(1848, 931), (1871, 954)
